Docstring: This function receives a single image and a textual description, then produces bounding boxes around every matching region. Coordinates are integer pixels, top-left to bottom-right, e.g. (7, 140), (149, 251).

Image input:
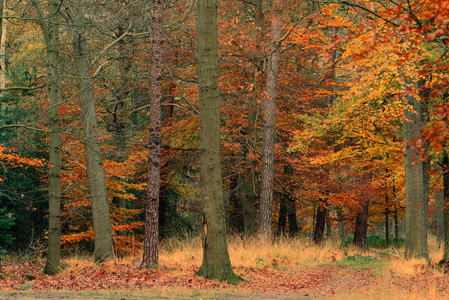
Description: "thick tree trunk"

(326, 209), (331, 239)
(258, 0), (282, 238)
(70, 0), (114, 262)
(353, 200), (369, 249)
(196, 0), (238, 282)
(403, 81), (429, 259)
(140, 0), (164, 269)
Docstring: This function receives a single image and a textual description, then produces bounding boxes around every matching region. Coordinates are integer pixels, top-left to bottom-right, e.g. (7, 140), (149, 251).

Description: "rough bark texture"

(403, 81), (429, 260)
(353, 201), (369, 249)
(257, 0), (282, 238)
(140, 0), (164, 269)
(196, 0), (238, 282)
(313, 200), (327, 244)
(70, 0), (114, 261)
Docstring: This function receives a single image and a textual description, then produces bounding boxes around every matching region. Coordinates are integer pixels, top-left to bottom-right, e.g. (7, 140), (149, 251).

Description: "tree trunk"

(228, 171), (243, 233)
(287, 196), (298, 237)
(443, 151), (449, 257)
(196, 0), (238, 283)
(258, 0), (282, 238)
(70, 0), (114, 262)
(326, 209), (331, 239)
(337, 207), (344, 239)
(239, 171), (256, 234)
(403, 79), (428, 259)
(140, 0), (164, 269)
(32, 0), (62, 275)
(278, 197), (287, 236)
(385, 194), (390, 247)
(0, 0), (5, 97)
(353, 200), (369, 249)
(313, 199), (327, 244)
(436, 160), (444, 248)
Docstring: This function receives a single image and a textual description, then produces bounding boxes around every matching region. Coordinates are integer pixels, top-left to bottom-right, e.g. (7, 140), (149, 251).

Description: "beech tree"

(65, 0), (115, 261)
(196, 0), (239, 282)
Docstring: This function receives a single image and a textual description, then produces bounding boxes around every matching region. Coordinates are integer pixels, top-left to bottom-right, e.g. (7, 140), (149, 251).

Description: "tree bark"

(403, 79), (429, 259)
(287, 196), (298, 237)
(443, 151), (449, 257)
(0, 0), (5, 97)
(31, 0), (62, 275)
(141, 0), (164, 268)
(70, 0), (114, 262)
(258, 0), (282, 238)
(196, 0), (239, 282)
(313, 199), (327, 244)
(278, 196), (287, 236)
(436, 160), (444, 248)
(353, 200), (369, 249)
(337, 207), (344, 239)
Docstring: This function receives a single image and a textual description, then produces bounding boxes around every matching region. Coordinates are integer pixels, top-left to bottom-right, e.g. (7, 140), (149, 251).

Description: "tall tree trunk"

(32, 0), (62, 275)
(353, 200), (369, 249)
(196, 0), (238, 282)
(436, 159), (444, 248)
(326, 209), (331, 239)
(403, 79), (428, 259)
(313, 199), (327, 244)
(0, 0), (5, 97)
(443, 151), (449, 257)
(258, 0), (282, 238)
(70, 0), (114, 262)
(385, 193), (390, 247)
(228, 171), (243, 233)
(141, 0), (164, 268)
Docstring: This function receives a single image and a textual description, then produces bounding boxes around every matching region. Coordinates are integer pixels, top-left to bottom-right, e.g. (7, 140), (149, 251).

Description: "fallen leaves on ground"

(1, 257), (449, 298)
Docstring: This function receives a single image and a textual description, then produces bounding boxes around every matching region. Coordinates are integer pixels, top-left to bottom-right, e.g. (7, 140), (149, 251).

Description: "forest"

(1, 0), (449, 298)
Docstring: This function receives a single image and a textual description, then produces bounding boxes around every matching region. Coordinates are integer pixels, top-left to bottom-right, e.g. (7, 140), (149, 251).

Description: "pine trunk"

(258, 0), (282, 238)
(140, 0), (164, 269)
(196, 0), (238, 283)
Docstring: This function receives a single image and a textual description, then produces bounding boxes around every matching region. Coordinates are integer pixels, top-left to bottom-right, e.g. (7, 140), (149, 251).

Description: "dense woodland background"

(0, 0), (448, 280)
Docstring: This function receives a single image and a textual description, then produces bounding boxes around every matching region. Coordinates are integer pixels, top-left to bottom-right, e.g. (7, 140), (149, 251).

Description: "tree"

(258, 0), (282, 238)
(141, 0), (164, 268)
(66, 0), (115, 262)
(196, 0), (239, 282)
(31, 0), (63, 275)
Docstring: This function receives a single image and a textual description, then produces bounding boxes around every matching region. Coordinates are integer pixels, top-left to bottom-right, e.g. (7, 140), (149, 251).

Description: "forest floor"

(0, 236), (448, 299)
